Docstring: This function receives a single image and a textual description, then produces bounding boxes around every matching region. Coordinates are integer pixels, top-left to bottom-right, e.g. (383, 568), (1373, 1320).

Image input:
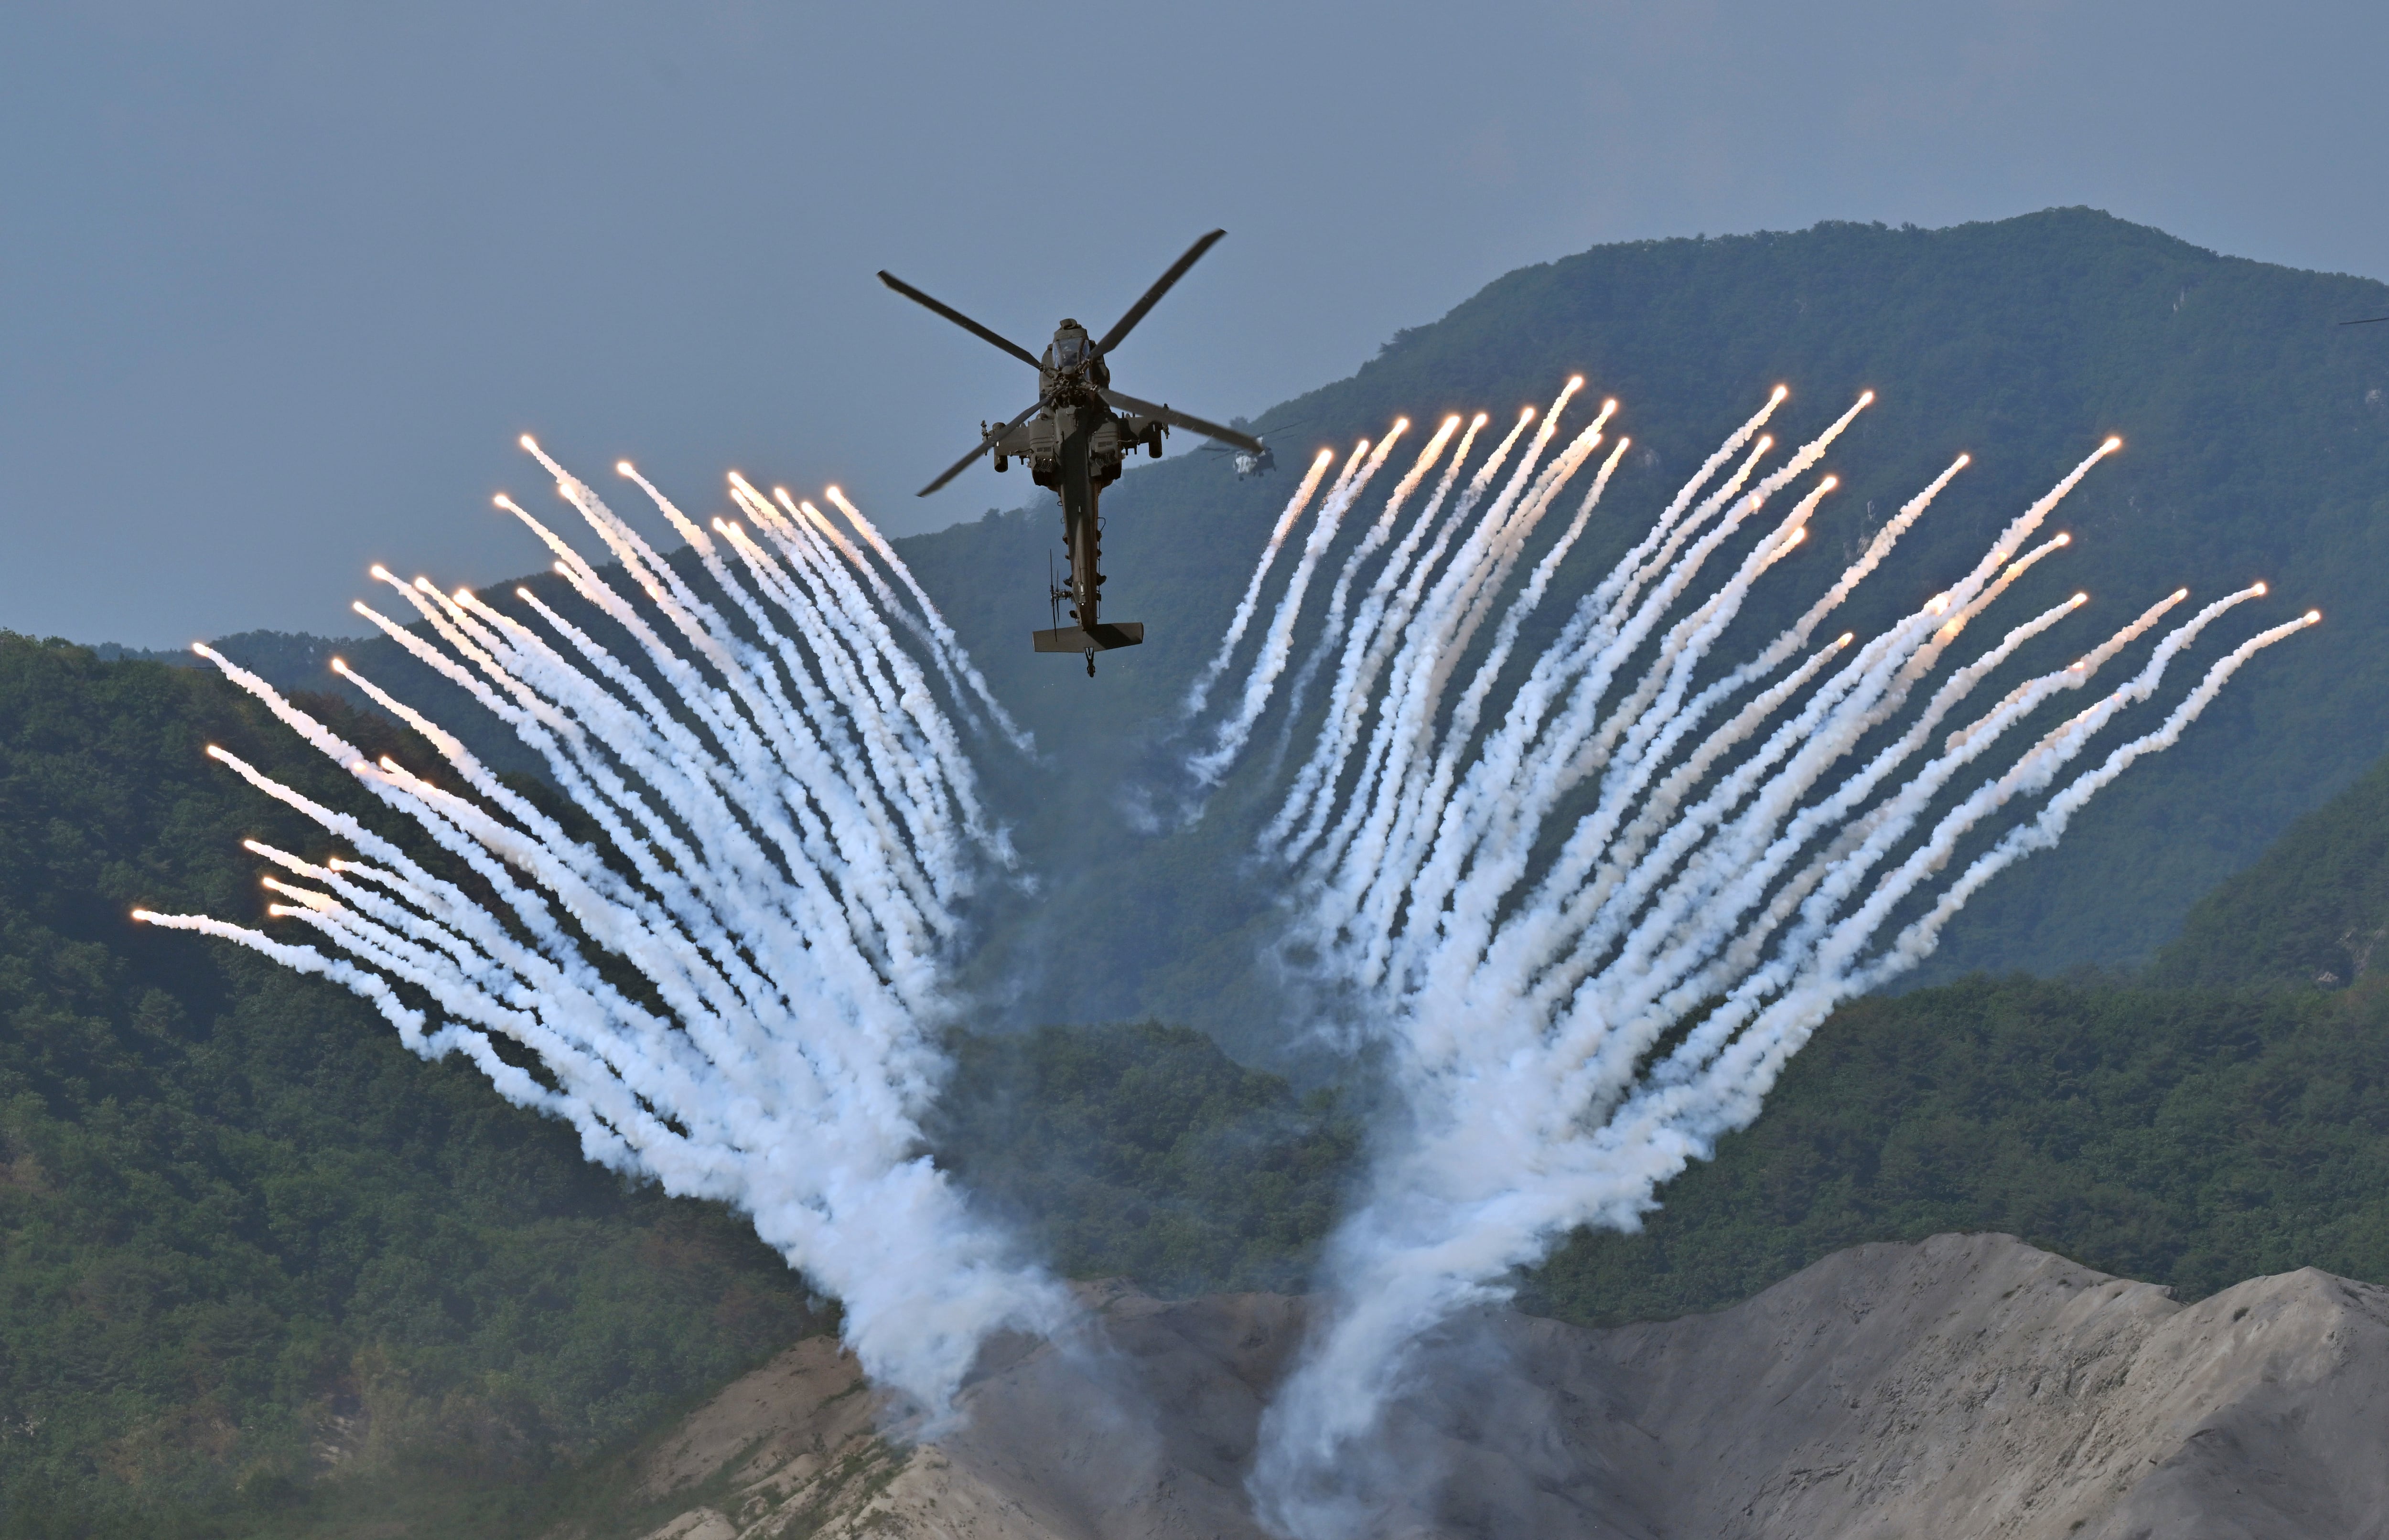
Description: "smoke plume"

(1179, 388), (2306, 1539)
(138, 446), (1075, 1425)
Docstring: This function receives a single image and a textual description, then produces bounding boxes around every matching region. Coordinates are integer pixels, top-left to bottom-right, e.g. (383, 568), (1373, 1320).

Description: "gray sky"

(6, 1), (2385, 647)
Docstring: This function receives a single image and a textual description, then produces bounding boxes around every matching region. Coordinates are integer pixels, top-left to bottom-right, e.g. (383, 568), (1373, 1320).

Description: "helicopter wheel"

(1085, 650), (1097, 678)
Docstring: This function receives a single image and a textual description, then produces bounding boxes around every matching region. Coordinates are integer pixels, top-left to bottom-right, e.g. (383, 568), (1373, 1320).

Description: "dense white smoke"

(1181, 386), (2312, 1539)
(137, 445), (1075, 1425)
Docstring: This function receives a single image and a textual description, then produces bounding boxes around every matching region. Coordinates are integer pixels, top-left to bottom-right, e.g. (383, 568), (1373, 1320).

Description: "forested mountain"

(0, 637), (823, 1536)
(20, 207), (2389, 1534)
(114, 210), (2389, 1045)
(0, 638), (1348, 1536)
(6, 633), (2389, 1536)
(885, 207), (2389, 1043)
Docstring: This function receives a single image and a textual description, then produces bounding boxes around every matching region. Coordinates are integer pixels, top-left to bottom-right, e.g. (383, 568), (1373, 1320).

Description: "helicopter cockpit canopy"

(1050, 325), (1091, 370)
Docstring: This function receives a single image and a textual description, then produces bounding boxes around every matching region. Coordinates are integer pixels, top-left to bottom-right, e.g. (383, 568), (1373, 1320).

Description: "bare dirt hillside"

(592, 1235), (2389, 1540)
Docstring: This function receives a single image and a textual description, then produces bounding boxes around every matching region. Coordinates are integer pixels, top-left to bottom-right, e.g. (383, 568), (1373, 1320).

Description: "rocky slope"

(596, 1234), (2389, 1540)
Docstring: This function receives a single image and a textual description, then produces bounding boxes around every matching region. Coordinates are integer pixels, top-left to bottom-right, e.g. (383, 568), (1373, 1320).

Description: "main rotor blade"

(1095, 229), (1226, 357)
(1099, 389), (1263, 454)
(878, 271), (1044, 370)
(917, 401), (1044, 497)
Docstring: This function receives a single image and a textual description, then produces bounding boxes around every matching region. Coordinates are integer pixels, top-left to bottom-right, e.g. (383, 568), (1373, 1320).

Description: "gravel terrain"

(617, 1234), (2389, 1540)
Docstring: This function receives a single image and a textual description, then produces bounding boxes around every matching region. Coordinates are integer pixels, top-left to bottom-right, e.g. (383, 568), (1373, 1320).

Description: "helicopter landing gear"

(1086, 649), (1098, 677)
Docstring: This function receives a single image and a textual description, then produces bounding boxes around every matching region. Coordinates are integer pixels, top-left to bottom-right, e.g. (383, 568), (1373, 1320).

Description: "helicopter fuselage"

(985, 336), (1163, 650)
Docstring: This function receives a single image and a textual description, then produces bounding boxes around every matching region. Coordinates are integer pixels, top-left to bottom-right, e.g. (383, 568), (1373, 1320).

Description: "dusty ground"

(606, 1235), (2389, 1540)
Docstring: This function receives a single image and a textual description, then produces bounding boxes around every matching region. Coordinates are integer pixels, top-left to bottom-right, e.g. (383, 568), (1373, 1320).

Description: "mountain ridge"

(15, 204), (2389, 1535)
(86, 208), (2389, 1029)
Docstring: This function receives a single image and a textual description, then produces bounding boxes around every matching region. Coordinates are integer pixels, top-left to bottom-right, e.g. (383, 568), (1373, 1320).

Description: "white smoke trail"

(139, 449), (1075, 1426)
(1189, 424), (1413, 785)
(1270, 414), (1491, 857)
(819, 483), (1034, 757)
(1266, 405), (1547, 895)
(1182, 447), (1344, 718)
(1307, 385), (1593, 959)
(1273, 418), (1467, 747)
(1175, 388), (2303, 1539)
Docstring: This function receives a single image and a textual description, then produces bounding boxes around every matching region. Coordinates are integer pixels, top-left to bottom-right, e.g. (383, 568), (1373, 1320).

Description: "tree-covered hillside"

(7, 635), (2389, 1536)
(0, 636), (822, 1535)
(2150, 746), (2389, 991)
(25, 207), (2389, 1535)
(0, 638), (1345, 1537)
(1526, 973), (2389, 1327)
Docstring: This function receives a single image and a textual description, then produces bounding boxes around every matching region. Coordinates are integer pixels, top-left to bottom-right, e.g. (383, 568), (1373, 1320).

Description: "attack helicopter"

(879, 230), (1263, 675)
(1199, 417), (1301, 479)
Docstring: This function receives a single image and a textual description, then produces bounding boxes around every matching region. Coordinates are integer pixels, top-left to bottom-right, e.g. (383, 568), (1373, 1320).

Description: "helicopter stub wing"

(1098, 390), (1263, 454)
